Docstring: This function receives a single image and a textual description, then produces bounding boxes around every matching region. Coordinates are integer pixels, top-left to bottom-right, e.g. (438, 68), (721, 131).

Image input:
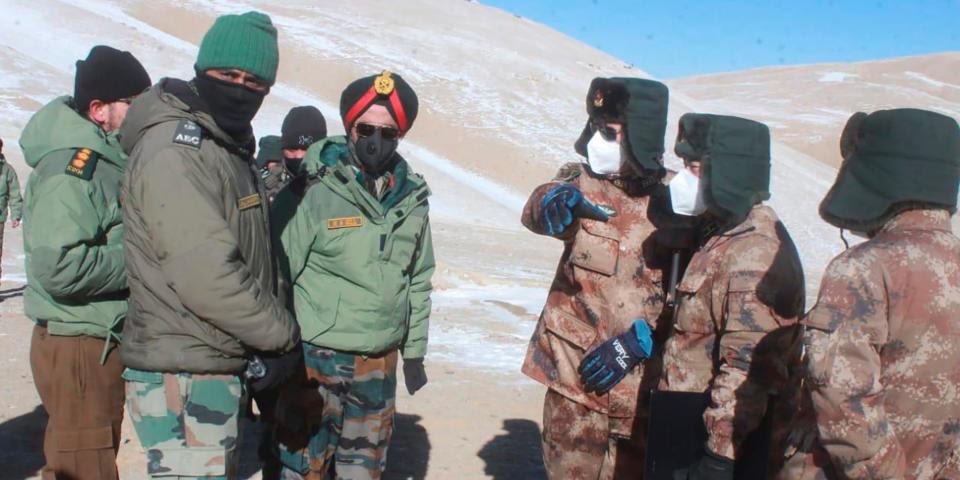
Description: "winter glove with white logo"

(578, 320), (653, 394)
(539, 184), (609, 236)
(674, 449), (734, 480)
(246, 346), (303, 394)
(403, 358), (428, 395)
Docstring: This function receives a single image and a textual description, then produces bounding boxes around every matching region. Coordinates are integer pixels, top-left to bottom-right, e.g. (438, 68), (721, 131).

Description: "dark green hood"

(575, 77), (668, 173)
(820, 108), (960, 232)
(19, 96), (125, 169)
(675, 113), (771, 227)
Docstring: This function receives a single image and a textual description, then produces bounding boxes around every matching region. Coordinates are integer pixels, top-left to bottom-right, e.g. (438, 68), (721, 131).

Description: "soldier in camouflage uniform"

(0, 138), (23, 281)
(119, 13), (301, 479)
(520, 78), (673, 479)
(656, 114), (805, 479)
(784, 109), (960, 479)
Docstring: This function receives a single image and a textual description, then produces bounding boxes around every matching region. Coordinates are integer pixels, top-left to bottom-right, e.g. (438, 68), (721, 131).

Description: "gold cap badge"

(374, 70), (395, 95)
(593, 92), (604, 108)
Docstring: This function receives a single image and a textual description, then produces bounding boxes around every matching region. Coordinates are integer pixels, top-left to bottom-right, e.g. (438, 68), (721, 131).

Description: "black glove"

(403, 358), (428, 395)
(539, 184), (608, 236)
(247, 346), (302, 394)
(675, 449), (735, 480)
(578, 320), (653, 394)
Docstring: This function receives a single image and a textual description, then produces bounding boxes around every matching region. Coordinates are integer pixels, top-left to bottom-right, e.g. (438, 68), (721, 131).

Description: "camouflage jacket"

(658, 205), (805, 462)
(520, 163), (670, 436)
(802, 208), (960, 479)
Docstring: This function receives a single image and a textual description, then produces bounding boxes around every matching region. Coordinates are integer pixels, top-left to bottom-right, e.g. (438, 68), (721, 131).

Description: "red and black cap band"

(340, 71), (418, 135)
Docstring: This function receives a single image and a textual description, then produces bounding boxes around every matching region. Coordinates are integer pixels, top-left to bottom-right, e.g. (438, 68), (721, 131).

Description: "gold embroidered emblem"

(327, 216), (365, 230)
(374, 71), (395, 95)
(238, 194), (261, 210)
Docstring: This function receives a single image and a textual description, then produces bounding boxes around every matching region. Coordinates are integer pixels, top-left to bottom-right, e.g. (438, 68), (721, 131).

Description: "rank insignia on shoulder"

(553, 163), (582, 182)
(327, 216), (364, 230)
(172, 119), (202, 148)
(65, 148), (99, 180)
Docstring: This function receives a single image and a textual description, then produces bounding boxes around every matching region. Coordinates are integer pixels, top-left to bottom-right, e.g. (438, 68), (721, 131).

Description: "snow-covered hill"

(1, 0), (954, 372)
(670, 52), (960, 170)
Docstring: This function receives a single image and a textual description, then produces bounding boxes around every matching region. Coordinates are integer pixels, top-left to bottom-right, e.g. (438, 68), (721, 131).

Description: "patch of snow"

(818, 72), (856, 83)
(904, 71), (958, 89)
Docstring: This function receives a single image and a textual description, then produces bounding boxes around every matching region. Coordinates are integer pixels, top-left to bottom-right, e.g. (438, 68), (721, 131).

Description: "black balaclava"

(193, 72), (266, 140)
(283, 155), (304, 175)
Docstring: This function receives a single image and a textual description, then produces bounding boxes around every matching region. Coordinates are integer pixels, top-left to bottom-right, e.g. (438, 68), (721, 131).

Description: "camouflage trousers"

(541, 389), (646, 480)
(123, 368), (243, 479)
(275, 345), (398, 480)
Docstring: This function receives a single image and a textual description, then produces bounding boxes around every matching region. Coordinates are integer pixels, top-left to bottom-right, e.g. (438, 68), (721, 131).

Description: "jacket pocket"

(543, 308), (597, 350)
(675, 270), (713, 334)
(122, 368), (169, 417)
(725, 272), (783, 332)
(570, 220), (619, 276)
(301, 291), (341, 344)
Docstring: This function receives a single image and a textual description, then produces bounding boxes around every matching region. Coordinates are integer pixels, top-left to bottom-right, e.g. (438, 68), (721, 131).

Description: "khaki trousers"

(30, 325), (124, 480)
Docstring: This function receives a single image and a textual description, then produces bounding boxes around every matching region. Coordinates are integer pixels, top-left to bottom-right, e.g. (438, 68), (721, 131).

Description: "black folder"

(644, 390), (774, 480)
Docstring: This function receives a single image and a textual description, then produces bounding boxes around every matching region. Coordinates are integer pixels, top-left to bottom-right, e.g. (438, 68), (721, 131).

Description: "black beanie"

(74, 45), (152, 114)
(281, 106), (327, 149)
(339, 71), (418, 134)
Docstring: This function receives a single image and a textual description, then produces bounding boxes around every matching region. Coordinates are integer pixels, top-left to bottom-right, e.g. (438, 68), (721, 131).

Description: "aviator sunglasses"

(357, 122), (400, 140)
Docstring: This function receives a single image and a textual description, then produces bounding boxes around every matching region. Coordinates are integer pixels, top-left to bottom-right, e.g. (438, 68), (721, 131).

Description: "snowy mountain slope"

(5, 0), (938, 369)
(670, 52), (960, 170)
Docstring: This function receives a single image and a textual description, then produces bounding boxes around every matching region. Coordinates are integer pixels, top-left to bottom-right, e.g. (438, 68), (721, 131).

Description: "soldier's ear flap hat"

(675, 113), (771, 227)
(574, 77), (669, 174)
(820, 108), (960, 232)
(339, 71), (419, 135)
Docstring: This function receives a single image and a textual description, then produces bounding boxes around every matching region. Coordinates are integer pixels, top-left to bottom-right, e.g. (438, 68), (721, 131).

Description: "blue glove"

(578, 320), (654, 394)
(539, 184), (609, 236)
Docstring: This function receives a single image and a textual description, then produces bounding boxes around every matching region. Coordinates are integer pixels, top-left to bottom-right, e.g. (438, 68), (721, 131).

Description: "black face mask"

(193, 74), (266, 139)
(283, 156), (303, 175)
(351, 129), (398, 176)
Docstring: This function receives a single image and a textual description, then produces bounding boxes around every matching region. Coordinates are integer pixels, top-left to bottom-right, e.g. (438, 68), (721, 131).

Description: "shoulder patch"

(553, 162), (583, 182)
(64, 148), (99, 180)
(172, 119), (202, 148)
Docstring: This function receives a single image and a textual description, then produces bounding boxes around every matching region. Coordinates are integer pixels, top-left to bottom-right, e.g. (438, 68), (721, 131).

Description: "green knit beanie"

(195, 11), (279, 86)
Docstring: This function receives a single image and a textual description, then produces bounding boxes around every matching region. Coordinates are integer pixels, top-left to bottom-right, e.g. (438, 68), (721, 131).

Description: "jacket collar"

(879, 208), (952, 235)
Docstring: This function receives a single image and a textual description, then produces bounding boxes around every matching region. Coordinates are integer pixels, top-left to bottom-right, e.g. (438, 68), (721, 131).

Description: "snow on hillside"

(670, 52), (960, 170)
(2, 0), (924, 374)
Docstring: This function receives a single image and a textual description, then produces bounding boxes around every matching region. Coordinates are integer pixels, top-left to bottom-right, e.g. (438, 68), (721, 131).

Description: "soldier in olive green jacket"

(119, 12), (300, 479)
(272, 71), (435, 480)
(0, 138), (23, 280)
(21, 45), (150, 480)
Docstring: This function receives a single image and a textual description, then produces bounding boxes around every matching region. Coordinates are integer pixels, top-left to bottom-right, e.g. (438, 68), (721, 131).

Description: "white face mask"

(669, 168), (706, 216)
(586, 130), (623, 176)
